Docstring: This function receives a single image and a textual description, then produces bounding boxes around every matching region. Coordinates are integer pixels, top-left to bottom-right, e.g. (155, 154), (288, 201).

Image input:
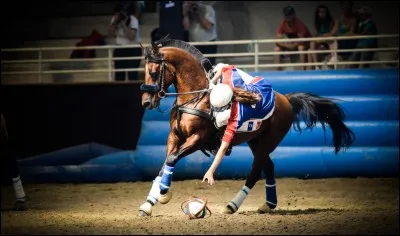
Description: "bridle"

(139, 52), (176, 99)
(139, 46), (213, 110)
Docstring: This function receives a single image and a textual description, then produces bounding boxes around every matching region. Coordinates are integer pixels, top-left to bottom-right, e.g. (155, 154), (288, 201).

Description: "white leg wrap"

(12, 175), (26, 201)
(228, 186), (250, 212)
(147, 176), (162, 204)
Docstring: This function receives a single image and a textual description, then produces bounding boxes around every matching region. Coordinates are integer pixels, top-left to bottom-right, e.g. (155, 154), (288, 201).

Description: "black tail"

(285, 92), (355, 154)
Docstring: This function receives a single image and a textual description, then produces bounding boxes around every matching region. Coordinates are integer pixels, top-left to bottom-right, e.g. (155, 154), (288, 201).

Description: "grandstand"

(1, 1), (398, 84)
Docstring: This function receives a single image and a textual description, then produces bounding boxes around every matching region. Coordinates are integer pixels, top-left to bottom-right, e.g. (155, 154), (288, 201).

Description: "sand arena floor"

(1, 178), (399, 235)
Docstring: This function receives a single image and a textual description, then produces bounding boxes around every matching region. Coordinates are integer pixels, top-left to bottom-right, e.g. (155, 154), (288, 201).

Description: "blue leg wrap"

(266, 178), (277, 209)
(160, 165), (174, 192)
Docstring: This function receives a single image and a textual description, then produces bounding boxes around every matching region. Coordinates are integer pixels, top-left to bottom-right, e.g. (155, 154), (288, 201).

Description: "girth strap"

(178, 107), (214, 120)
(176, 107), (215, 157)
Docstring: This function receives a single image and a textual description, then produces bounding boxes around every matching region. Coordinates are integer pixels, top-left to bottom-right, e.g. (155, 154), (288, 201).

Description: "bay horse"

(138, 36), (355, 216)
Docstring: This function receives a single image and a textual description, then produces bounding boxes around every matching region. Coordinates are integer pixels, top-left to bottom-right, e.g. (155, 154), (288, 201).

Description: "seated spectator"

(274, 6), (312, 71)
(183, 1), (218, 65)
(307, 5), (335, 70)
(70, 29), (106, 59)
(327, 1), (357, 61)
(108, 2), (142, 81)
(347, 6), (378, 68)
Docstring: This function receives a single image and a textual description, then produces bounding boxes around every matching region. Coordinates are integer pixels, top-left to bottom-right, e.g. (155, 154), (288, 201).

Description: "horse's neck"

(163, 48), (209, 104)
(174, 67), (209, 104)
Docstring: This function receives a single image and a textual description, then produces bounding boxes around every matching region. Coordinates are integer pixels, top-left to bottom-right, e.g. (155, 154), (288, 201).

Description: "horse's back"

(230, 90), (293, 147)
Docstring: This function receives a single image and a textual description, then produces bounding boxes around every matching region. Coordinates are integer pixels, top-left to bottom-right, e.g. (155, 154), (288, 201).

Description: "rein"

(140, 51), (214, 114)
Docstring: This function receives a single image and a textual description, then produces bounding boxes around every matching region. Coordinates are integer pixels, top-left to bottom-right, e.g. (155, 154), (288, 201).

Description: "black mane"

(144, 35), (214, 72)
(152, 35), (205, 62)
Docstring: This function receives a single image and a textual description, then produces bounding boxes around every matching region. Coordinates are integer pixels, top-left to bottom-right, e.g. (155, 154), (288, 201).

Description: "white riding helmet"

(210, 83), (233, 108)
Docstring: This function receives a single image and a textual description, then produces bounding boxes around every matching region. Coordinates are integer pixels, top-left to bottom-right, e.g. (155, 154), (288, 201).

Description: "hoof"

(257, 202), (273, 214)
(158, 190), (172, 204)
(138, 202), (152, 217)
(13, 201), (27, 211)
(221, 205), (236, 214)
(138, 210), (151, 217)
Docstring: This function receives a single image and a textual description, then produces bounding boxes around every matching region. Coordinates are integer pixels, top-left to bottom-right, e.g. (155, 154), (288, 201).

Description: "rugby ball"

(181, 196), (211, 219)
(183, 200), (207, 218)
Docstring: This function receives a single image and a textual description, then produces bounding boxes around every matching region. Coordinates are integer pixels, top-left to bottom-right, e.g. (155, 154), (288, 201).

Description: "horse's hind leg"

(221, 136), (266, 214)
(222, 92), (293, 214)
(257, 155), (278, 213)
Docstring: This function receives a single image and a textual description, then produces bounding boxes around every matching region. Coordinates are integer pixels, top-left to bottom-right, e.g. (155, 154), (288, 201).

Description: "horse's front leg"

(138, 132), (202, 217)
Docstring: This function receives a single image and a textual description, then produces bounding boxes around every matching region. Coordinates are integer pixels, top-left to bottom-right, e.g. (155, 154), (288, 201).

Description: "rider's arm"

(222, 102), (239, 145)
(207, 101), (239, 173)
(209, 69), (223, 86)
(207, 140), (230, 173)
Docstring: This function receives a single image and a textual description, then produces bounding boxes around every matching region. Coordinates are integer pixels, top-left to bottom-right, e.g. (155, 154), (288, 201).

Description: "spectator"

(135, 1), (144, 23)
(274, 6), (312, 71)
(307, 5), (335, 70)
(183, 1), (218, 65)
(70, 29), (106, 59)
(347, 6), (378, 68)
(327, 1), (357, 61)
(108, 2), (142, 81)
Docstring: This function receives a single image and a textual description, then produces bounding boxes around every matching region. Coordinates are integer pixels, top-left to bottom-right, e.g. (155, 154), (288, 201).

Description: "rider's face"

(213, 103), (231, 112)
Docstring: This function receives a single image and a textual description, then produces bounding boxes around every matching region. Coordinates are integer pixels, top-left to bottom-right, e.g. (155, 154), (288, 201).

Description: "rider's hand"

(202, 170), (215, 185)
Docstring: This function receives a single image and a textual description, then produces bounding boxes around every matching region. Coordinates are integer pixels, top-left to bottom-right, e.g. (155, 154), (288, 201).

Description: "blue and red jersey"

(219, 65), (275, 144)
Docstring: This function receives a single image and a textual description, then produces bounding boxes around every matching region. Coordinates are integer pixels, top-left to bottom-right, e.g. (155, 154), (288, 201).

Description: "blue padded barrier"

(164, 68), (399, 96)
(17, 69), (400, 182)
(19, 164), (143, 183)
(137, 121), (399, 147)
(18, 143), (121, 167)
(133, 146), (399, 179)
(143, 95), (399, 121)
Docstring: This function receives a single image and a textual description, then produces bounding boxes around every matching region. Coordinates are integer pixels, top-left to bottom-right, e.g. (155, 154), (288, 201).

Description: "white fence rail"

(1, 34), (399, 84)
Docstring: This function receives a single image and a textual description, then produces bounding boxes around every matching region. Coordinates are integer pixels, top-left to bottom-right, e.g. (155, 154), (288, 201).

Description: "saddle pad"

(236, 105), (275, 133)
(237, 119), (264, 132)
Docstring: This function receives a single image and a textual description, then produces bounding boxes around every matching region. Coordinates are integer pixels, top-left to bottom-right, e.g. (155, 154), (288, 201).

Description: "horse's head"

(140, 36), (212, 110)
(140, 42), (177, 109)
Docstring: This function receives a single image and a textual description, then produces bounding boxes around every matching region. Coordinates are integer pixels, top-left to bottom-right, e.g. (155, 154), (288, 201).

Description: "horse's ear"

(138, 42), (145, 50)
(151, 42), (159, 54)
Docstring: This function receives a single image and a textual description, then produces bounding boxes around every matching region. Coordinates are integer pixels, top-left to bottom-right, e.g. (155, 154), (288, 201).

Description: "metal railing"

(1, 34), (399, 84)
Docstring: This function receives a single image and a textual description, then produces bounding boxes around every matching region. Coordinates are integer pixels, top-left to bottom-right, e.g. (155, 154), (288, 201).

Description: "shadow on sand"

(238, 207), (345, 216)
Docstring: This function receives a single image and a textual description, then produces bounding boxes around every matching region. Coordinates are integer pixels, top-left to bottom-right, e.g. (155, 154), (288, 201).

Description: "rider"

(203, 63), (276, 185)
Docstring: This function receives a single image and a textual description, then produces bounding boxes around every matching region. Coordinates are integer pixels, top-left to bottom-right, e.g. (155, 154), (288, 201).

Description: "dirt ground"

(1, 178), (399, 235)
